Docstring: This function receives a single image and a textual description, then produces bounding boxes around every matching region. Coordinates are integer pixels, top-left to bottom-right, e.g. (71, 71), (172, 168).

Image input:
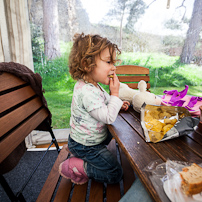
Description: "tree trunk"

(119, 2), (126, 50)
(67, 0), (78, 40)
(43, 0), (60, 60)
(120, 13), (124, 50)
(180, 0), (202, 64)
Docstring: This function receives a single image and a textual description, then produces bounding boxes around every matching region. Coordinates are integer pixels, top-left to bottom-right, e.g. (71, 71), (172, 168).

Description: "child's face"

(90, 48), (116, 86)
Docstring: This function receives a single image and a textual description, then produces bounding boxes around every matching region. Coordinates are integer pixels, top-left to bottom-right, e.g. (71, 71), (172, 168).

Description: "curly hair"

(69, 33), (121, 83)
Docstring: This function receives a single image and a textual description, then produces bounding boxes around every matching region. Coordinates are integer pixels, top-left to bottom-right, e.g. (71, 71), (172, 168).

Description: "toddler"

(59, 33), (130, 185)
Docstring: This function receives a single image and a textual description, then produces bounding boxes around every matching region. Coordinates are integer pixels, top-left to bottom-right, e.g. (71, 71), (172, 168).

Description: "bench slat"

(0, 108), (48, 163)
(53, 178), (72, 202)
(0, 72), (26, 91)
(36, 145), (69, 202)
(71, 183), (88, 202)
(0, 85), (36, 114)
(117, 75), (150, 82)
(89, 180), (103, 202)
(0, 97), (43, 137)
(116, 65), (149, 74)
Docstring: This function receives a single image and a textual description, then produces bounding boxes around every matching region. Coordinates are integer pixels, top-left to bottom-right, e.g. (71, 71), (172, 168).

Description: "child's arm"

(89, 95), (123, 124)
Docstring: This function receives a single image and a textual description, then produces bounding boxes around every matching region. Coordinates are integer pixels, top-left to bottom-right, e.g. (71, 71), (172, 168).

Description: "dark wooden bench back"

(0, 72), (50, 164)
(116, 65), (150, 90)
(0, 71), (60, 201)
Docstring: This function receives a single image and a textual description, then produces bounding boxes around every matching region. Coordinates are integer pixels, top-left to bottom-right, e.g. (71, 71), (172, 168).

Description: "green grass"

(35, 51), (202, 129)
(44, 90), (73, 128)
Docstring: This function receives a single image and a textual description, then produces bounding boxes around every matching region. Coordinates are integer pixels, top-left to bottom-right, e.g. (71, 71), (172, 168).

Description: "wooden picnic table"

(108, 106), (202, 202)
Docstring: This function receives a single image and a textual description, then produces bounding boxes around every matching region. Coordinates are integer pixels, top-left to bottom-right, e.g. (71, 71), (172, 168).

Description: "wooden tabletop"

(108, 107), (202, 202)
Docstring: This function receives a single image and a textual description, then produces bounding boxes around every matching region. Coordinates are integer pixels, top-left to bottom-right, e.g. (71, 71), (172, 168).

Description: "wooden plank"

(118, 75), (150, 82)
(71, 183), (88, 202)
(178, 135), (202, 158)
(0, 85), (36, 114)
(165, 138), (202, 164)
(106, 139), (121, 202)
(37, 145), (69, 202)
(0, 72), (26, 91)
(119, 147), (136, 194)
(0, 97), (43, 137)
(89, 180), (103, 202)
(0, 108), (48, 163)
(187, 131), (202, 146)
(116, 65), (149, 74)
(120, 110), (144, 138)
(126, 83), (150, 90)
(53, 178), (72, 202)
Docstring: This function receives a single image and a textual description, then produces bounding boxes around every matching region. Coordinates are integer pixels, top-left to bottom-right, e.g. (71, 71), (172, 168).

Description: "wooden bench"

(0, 68), (135, 201)
(116, 65), (150, 91)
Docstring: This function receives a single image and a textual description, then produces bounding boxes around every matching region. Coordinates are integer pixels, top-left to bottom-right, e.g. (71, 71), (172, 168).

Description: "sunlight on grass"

(44, 91), (72, 128)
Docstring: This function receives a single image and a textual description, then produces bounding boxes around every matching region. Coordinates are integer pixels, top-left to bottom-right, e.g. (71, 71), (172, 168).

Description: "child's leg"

(68, 135), (123, 184)
(59, 156), (88, 185)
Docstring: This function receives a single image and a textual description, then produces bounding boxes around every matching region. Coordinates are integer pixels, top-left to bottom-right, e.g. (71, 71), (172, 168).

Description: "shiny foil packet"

(141, 104), (199, 143)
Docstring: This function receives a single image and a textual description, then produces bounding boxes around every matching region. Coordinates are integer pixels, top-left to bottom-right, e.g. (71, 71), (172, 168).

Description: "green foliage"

(162, 35), (184, 47)
(34, 55), (71, 91)
(120, 52), (202, 87)
(105, 0), (146, 31)
(164, 19), (182, 30)
(34, 42), (74, 91)
(30, 24), (44, 63)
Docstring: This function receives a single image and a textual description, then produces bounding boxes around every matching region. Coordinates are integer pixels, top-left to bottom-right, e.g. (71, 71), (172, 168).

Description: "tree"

(105, 0), (146, 49)
(180, 0), (202, 64)
(43, 0), (61, 60)
(67, 0), (78, 40)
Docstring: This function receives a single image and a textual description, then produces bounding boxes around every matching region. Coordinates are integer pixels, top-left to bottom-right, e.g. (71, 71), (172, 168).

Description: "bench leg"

(44, 119), (60, 153)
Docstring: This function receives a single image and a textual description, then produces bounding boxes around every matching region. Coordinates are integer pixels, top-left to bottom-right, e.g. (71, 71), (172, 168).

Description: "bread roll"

(179, 163), (202, 196)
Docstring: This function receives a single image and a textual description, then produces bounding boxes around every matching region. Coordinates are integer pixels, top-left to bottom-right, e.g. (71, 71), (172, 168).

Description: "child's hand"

(109, 73), (120, 97)
(121, 101), (130, 111)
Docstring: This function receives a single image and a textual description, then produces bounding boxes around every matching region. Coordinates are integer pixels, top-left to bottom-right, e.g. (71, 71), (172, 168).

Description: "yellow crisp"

(164, 118), (177, 125)
(145, 122), (153, 130)
(159, 111), (172, 119)
(149, 131), (164, 143)
(144, 112), (153, 122)
(162, 124), (174, 134)
(149, 111), (160, 119)
(150, 119), (165, 132)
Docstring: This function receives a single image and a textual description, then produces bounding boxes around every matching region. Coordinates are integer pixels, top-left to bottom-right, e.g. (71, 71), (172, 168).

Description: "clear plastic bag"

(143, 160), (202, 202)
